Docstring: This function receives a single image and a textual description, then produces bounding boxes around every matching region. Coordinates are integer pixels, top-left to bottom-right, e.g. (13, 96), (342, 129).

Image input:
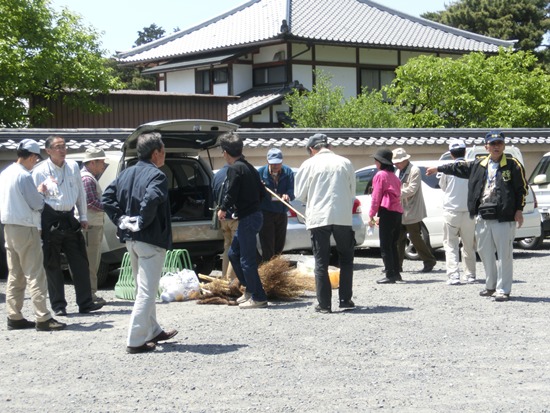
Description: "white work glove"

(118, 215), (141, 232)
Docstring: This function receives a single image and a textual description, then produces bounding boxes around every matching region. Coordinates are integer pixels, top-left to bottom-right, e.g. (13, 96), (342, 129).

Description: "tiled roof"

(117, 0), (515, 64)
(228, 85), (291, 121)
(2, 129), (549, 153)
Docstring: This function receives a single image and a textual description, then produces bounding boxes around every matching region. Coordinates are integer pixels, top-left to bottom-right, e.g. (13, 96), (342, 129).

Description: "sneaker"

(494, 292), (510, 302)
(479, 289), (496, 297)
(36, 318), (67, 331)
(314, 305), (332, 314)
(236, 291), (252, 304)
(54, 308), (67, 317)
(467, 276), (477, 284)
(447, 277), (461, 286)
(239, 299), (268, 309)
(339, 300), (355, 310)
(7, 318), (35, 330)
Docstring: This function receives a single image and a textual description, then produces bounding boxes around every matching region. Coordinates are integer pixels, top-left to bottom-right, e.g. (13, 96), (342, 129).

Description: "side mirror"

(533, 174), (548, 185)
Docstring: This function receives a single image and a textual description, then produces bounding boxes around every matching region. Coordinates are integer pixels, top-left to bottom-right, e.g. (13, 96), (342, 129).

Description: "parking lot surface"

(1, 245), (549, 412)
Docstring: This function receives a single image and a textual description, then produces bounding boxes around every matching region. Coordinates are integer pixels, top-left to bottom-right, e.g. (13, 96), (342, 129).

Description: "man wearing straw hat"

(80, 147), (109, 305)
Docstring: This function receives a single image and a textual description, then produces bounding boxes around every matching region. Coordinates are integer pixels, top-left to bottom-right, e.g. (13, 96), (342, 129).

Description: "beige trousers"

(4, 224), (51, 322)
(84, 225), (103, 296)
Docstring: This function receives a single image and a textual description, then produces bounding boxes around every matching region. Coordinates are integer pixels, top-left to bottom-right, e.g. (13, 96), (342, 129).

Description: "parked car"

(525, 151), (550, 249)
(355, 159), (541, 259)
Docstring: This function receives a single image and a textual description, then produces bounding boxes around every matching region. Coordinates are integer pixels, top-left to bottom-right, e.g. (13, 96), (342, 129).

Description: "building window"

(360, 68), (396, 91)
(213, 68), (228, 84)
(196, 70), (211, 94)
(253, 65), (286, 86)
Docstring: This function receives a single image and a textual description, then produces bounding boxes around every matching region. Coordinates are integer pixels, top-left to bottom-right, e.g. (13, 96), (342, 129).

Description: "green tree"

(0, 0), (123, 127)
(284, 70), (408, 128)
(422, 0), (550, 52)
(134, 23), (166, 47)
(385, 49), (550, 128)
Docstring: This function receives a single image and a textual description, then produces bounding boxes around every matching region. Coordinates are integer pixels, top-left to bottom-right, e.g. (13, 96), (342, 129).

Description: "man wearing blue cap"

(0, 139), (66, 331)
(257, 148), (295, 262)
(427, 131), (528, 302)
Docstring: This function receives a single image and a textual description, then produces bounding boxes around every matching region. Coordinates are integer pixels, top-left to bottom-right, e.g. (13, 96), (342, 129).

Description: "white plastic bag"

(159, 269), (200, 302)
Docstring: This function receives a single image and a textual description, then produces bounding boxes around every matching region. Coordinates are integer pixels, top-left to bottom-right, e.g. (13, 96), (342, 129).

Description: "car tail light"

(352, 198), (362, 214)
(288, 209), (297, 218)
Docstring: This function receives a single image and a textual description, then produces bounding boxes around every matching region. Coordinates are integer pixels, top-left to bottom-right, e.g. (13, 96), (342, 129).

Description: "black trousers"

(41, 205), (94, 312)
(310, 225), (355, 309)
(259, 211), (288, 262)
(378, 207), (402, 278)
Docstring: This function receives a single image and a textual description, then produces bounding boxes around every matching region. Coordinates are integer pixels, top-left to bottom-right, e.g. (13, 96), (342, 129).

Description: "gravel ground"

(1, 244), (550, 413)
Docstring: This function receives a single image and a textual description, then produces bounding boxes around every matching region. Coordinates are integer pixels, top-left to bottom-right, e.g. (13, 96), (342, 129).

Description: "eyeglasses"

(50, 145), (67, 151)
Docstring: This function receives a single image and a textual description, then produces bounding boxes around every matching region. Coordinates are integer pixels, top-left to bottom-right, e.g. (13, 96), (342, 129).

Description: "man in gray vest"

(81, 148), (109, 305)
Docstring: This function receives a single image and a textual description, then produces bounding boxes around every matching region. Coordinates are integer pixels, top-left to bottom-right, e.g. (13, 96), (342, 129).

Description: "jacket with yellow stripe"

(436, 154), (528, 222)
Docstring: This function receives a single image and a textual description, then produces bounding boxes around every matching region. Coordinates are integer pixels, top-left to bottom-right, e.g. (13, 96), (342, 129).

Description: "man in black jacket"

(426, 131), (528, 302)
(103, 132), (177, 353)
(217, 132), (268, 309)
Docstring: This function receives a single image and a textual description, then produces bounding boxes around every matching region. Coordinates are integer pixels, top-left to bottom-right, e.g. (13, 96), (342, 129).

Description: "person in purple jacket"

(368, 149), (404, 284)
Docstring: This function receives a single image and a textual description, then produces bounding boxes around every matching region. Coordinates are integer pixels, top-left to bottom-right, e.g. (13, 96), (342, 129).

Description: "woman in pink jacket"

(369, 149), (404, 284)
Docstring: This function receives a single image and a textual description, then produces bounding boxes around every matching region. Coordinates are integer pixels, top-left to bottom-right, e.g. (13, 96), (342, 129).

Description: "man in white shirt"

(32, 136), (103, 316)
(439, 139), (476, 285)
(295, 134), (356, 313)
(0, 139), (66, 331)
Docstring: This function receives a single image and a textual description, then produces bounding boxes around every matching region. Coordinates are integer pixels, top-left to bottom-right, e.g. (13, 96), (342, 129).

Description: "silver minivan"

(526, 152), (550, 248)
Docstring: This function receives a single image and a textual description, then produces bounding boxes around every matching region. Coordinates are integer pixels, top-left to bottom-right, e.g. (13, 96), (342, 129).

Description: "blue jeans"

(228, 211), (267, 301)
(310, 225), (355, 309)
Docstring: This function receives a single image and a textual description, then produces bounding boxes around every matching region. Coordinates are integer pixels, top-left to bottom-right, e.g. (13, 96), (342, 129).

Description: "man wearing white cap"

(392, 147), (437, 276)
(81, 147), (109, 305)
(439, 139), (476, 285)
(257, 148), (295, 262)
(0, 139), (66, 331)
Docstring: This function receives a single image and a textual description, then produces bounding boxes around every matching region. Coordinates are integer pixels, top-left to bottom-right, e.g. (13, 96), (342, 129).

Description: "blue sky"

(50, 0), (450, 56)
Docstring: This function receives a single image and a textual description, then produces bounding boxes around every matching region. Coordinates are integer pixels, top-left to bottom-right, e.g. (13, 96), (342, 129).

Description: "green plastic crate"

(114, 249), (193, 300)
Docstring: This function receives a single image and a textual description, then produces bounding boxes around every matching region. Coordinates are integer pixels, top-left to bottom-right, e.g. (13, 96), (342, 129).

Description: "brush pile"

(197, 256), (315, 305)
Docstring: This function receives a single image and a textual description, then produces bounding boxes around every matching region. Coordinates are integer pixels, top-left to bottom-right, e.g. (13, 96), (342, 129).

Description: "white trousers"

(475, 218), (515, 294)
(84, 225), (103, 296)
(442, 210), (476, 278)
(126, 241), (166, 347)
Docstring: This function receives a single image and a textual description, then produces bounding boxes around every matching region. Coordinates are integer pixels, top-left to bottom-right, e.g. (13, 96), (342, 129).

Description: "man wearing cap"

(295, 134), (356, 313)
(427, 131), (528, 302)
(0, 139), (66, 331)
(81, 148), (109, 305)
(392, 147), (437, 275)
(439, 139), (476, 285)
(32, 136), (103, 316)
(257, 148), (295, 262)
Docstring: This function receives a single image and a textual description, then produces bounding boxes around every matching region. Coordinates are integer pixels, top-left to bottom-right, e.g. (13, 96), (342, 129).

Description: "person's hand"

(425, 167), (437, 176)
(281, 194), (290, 202)
(515, 210), (524, 229)
(118, 215), (140, 231)
(37, 183), (47, 194)
(217, 209), (226, 221)
(368, 216), (376, 227)
(80, 220), (89, 230)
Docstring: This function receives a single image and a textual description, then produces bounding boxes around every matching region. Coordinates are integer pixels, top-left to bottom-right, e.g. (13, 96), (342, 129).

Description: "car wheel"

(516, 235), (544, 250)
(96, 260), (111, 287)
(404, 224), (433, 261)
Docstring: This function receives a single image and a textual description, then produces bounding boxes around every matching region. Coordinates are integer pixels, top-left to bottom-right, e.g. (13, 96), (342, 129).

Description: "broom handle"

(264, 185), (306, 220)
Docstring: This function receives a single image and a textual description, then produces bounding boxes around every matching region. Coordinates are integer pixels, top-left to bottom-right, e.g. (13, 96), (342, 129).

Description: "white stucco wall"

(291, 64), (313, 90)
(315, 45), (355, 63)
(233, 64), (253, 95)
(166, 70), (195, 93)
(254, 44), (287, 64)
(359, 48), (398, 65)
(316, 66), (357, 98)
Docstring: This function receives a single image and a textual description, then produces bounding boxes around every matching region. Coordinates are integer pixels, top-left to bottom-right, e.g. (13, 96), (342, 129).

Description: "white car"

(355, 160), (541, 259)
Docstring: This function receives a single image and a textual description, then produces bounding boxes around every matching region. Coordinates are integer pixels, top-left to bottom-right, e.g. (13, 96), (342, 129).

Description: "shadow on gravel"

(344, 305), (413, 314)
(158, 343), (247, 354)
(354, 263), (378, 271)
(267, 301), (311, 310)
(510, 296), (550, 303)
(400, 279), (443, 284)
(65, 321), (115, 332)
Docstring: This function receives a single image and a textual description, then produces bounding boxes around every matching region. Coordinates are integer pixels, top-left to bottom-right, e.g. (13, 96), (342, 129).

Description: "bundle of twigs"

(196, 256), (315, 305)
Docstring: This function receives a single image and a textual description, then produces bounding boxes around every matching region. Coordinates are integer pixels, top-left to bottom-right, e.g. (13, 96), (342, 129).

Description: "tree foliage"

(0, 0), (123, 127)
(422, 0), (550, 52)
(284, 71), (408, 128)
(134, 23), (166, 47)
(385, 49), (550, 128)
